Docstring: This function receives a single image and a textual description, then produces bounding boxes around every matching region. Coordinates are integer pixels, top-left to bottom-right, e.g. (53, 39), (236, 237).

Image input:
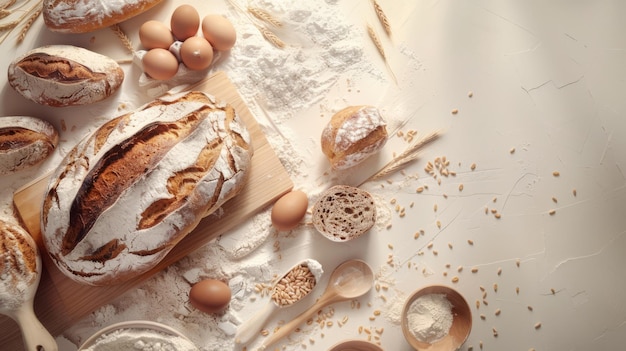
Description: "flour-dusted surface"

(81, 328), (198, 351)
(1, 0), (626, 350)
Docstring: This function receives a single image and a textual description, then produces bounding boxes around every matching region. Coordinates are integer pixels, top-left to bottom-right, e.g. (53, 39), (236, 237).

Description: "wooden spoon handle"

(13, 301), (58, 351)
(259, 292), (338, 350)
(235, 301), (278, 345)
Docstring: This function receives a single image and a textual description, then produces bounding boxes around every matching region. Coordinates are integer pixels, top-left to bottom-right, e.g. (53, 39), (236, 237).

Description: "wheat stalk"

(259, 25), (285, 48)
(0, 18), (16, 31)
(366, 23), (397, 84)
(110, 24), (135, 54)
(358, 131), (440, 186)
(371, 0), (391, 36)
(248, 7), (282, 27)
(16, 4), (41, 43)
(0, 0), (17, 10)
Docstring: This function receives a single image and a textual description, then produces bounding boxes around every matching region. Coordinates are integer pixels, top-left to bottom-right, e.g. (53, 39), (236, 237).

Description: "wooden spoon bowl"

(401, 285), (472, 351)
(327, 339), (384, 351)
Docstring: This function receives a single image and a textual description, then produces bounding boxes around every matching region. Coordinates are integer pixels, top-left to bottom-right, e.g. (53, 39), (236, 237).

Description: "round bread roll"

(43, 0), (164, 33)
(312, 185), (376, 242)
(0, 116), (59, 174)
(8, 45), (124, 107)
(321, 105), (388, 170)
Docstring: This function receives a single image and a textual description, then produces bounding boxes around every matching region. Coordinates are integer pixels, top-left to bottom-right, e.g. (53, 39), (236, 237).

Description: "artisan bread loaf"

(312, 185), (376, 242)
(41, 91), (253, 286)
(0, 219), (40, 311)
(43, 0), (163, 33)
(8, 45), (124, 107)
(0, 116), (58, 174)
(321, 105), (388, 170)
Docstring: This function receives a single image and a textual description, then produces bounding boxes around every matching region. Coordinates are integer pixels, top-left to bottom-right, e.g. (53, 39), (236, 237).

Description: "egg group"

(139, 5), (237, 80)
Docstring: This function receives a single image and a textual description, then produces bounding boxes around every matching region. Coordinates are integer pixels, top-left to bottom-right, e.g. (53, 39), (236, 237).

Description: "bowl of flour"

(77, 320), (199, 351)
(401, 285), (472, 351)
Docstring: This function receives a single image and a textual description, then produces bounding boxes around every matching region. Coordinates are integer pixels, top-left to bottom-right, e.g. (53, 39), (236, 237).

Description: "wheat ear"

(248, 7), (282, 27)
(371, 0), (391, 36)
(359, 131), (440, 186)
(17, 4), (42, 43)
(110, 24), (135, 55)
(259, 26), (285, 48)
(366, 23), (397, 85)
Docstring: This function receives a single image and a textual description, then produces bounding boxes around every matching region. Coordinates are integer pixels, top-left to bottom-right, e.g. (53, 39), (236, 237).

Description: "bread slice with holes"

(312, 185), (376, 242)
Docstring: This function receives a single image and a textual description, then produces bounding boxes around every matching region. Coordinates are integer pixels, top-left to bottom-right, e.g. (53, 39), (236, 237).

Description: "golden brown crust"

(43, 0), (164, 33)
(0, 116), (59, 174)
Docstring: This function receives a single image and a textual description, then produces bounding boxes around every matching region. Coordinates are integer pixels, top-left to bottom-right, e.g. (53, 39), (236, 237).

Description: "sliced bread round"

(312, 185), (376, 242)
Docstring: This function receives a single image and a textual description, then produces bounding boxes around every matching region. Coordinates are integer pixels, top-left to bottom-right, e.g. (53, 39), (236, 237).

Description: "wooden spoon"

(0, 220), (57, 351)
(234, 259), (323, 345)
(258, 259), (374, 350)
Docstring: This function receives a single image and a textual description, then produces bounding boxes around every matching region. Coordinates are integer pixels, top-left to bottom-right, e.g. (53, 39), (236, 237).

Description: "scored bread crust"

(0, 116), (59, 174)
(312, 185), (376, 242)
(8, 45), (124, 107)
(321, 105), (387, 170)
(41, 91), (252, 286)
(0, 219), (40, 311)
(43, 0), (164, 33)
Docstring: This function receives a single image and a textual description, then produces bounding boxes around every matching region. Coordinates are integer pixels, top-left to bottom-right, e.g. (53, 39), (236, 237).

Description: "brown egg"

(201, 14), (237, 51)
(139, 20), (174, 49)
(142, 48), (179, 80)
(189, 279), (231, 314)
(171, 4), (200, 41)
(271, 190), (308, 231)
(180, 36), (214, 70)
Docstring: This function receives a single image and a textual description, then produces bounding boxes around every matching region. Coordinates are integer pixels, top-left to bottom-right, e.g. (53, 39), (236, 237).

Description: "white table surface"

(1, 1), (625, 350)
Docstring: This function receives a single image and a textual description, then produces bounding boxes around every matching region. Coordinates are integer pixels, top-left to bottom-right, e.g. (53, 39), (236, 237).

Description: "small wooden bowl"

(328, 339), (384, 351)
(401, 285), (472, 351)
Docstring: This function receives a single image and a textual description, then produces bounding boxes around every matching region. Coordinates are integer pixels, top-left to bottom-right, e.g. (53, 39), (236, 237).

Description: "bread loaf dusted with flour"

(0, 219), (40, 312)
(8, 45), (124, 107)
(41, 91), (253, 286)
(0, 116), (58, 174)
(321, 105), (388, 170)
(43, 0), (163, 33)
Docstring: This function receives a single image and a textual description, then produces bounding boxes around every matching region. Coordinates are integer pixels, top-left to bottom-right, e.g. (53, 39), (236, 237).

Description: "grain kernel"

(451, 276), (459, 283)
(495, 308), (501, 316)
(534, 322), (542, 329)
(553, 171), (560, 177)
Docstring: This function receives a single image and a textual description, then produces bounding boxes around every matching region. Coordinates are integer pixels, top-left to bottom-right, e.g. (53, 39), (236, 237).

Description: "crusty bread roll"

(43, 0), (163, 33)
(0, 116), (58, 174)
(41, 91), (253, 286)
(8, 45), (124, 107)
(0, 219), (40, 312)
(321, 105), (388, 170)
(312, 185), (376, 242)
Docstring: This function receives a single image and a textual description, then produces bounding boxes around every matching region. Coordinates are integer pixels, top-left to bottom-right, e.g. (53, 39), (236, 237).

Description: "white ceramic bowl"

(78, 320), (197, 350)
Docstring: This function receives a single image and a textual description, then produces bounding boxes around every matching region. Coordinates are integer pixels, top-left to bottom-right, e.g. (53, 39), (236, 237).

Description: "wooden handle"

(13, 301), (58, 351)
(235, 301), (278, 345)
(259, 292), (339, 350)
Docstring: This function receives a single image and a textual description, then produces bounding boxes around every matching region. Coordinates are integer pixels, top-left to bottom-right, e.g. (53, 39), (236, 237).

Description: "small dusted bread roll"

(312, 185), (376, 242)
(8, 45), (124, 107)
(0, 116), (59, 174)
(43, 0), (164, 33)
(321, 105), (387, 170)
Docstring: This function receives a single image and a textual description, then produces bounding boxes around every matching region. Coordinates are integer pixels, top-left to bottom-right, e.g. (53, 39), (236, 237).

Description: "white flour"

(406, 293), (454, 344)
(81, 328), (198, 351)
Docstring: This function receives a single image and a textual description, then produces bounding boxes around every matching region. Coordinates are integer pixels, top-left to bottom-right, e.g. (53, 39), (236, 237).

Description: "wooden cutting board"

(0, 71), (293, 349)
